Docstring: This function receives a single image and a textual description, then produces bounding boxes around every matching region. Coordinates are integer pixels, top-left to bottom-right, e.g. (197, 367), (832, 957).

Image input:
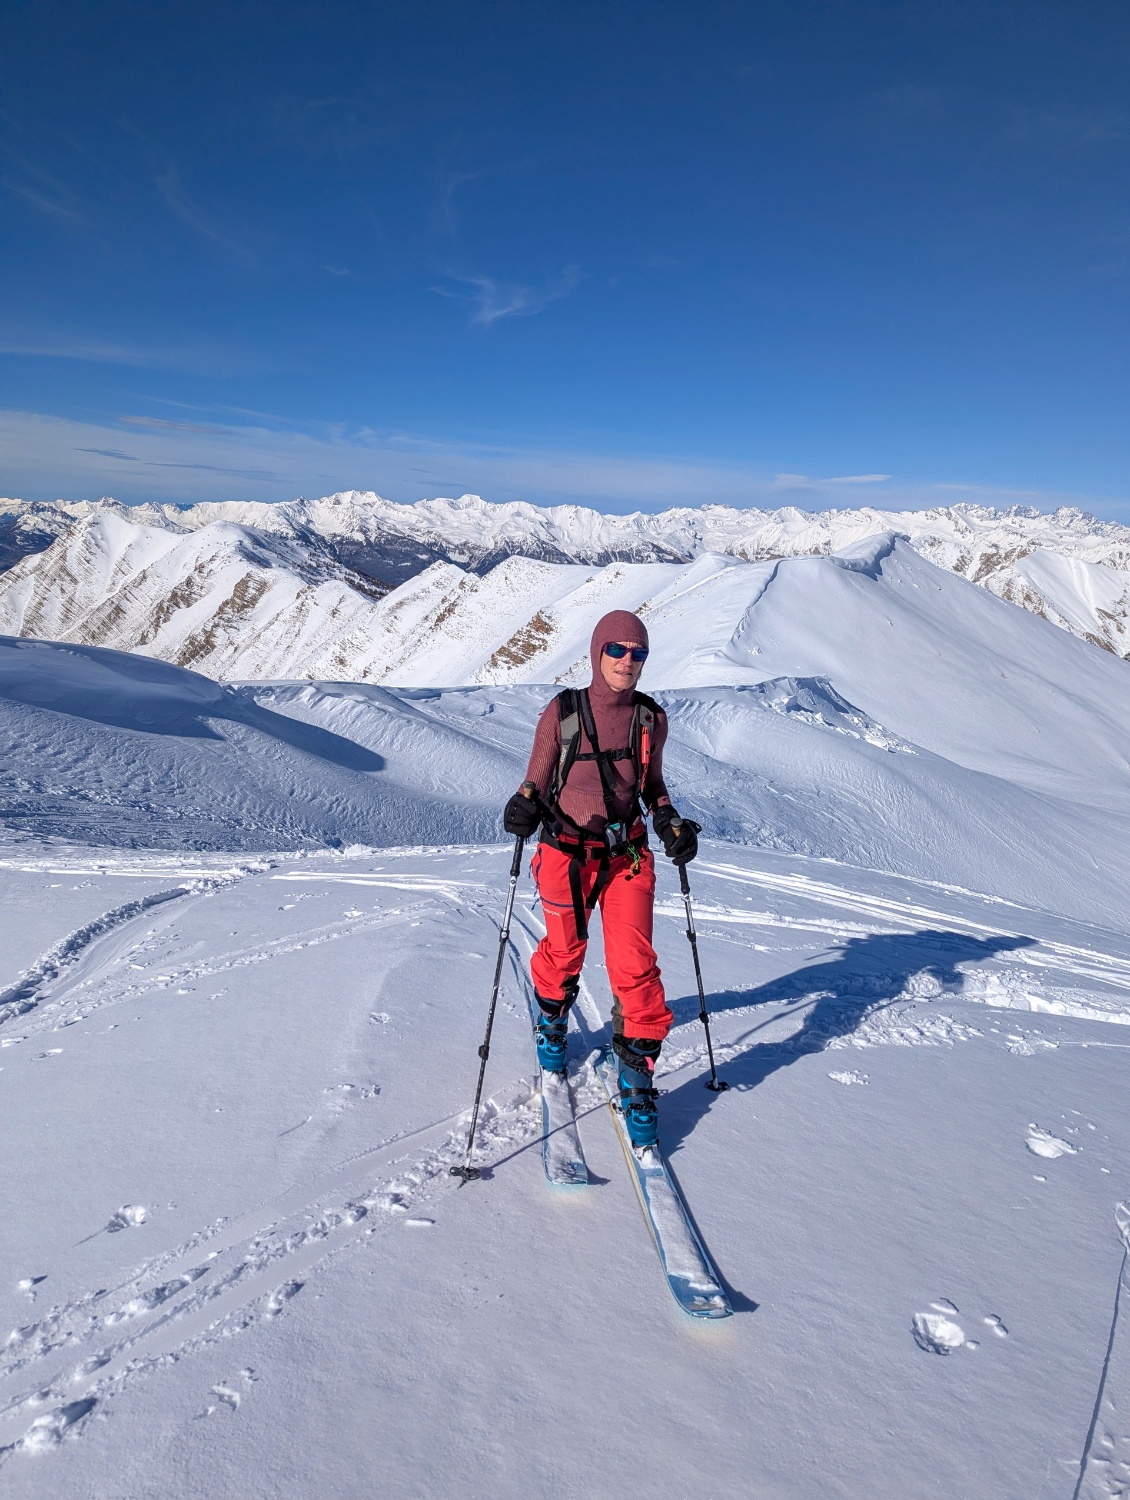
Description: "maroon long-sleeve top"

(523, 607), (672, 834)
(523, 689), (671, 833)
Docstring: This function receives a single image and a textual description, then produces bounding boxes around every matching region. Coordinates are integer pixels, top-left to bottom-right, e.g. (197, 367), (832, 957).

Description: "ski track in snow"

(0, 1051), (543, 1460)
(4, 845), (1130, 1469)
(0, 868), (620, 1461)
(0, 862), (272, 1028)
(0, 860), (552, 1462)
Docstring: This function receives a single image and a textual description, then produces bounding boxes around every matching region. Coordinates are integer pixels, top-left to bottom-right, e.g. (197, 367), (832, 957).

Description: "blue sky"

(1, 0), (1128, 516)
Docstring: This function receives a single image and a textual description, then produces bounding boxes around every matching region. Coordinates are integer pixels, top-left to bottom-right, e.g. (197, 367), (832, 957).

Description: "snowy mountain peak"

(2, 490), (1130, 663)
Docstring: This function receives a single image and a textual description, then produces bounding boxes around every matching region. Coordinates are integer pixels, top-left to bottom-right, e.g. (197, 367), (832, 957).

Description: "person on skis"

(502, 609), (699, 1149)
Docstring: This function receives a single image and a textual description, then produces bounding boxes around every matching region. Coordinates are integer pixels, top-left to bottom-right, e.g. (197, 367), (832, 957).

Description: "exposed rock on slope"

(2, 517), (1127, 835)
(0, 511), (386, 679)
(3, 491), (1130, 659)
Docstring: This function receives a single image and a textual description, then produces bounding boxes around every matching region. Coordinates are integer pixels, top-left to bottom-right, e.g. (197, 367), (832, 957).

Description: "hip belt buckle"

(604, 821), (630, 857)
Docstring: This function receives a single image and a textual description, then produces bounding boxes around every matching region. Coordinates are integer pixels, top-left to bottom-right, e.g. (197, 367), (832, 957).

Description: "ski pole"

(673, 837), (729, 1093)
(450, 832), (527, 1184)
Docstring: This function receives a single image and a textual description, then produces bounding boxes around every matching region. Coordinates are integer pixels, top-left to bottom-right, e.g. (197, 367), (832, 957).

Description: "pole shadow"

(659, 928), (1036, 1156)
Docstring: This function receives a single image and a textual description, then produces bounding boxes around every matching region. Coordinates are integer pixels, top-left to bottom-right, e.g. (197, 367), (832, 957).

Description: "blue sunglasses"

(603, 641), (649, 663)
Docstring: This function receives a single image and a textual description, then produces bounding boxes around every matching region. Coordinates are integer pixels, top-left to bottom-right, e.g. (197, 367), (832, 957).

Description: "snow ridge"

(3, 492), (1130, 661)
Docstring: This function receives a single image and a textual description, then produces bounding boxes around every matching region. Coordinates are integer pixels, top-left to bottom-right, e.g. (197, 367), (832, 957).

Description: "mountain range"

(1, 491), (1129, 676)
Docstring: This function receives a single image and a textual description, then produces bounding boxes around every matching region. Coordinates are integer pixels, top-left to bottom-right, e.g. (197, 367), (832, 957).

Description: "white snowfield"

(3, 489), (1130, 663)
(2, 529), (1130, 1495)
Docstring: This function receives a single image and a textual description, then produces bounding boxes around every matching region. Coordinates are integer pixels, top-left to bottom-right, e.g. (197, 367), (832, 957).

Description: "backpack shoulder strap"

(630, 692), (660, 802)
(550, 689), (581, 802)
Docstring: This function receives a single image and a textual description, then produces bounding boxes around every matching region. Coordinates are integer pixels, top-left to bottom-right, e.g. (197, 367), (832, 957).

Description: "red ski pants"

(530, 843), (672, 1042)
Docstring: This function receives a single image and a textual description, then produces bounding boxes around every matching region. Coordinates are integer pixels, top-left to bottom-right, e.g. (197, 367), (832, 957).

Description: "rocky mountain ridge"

(1, 490), (1129, 662)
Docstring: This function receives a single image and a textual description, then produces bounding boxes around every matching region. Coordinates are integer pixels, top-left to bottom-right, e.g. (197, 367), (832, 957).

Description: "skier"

(502, 609), (700, 1148)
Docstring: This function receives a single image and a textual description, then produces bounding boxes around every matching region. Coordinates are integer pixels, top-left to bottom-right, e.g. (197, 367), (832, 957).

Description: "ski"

(594, 1046), (732, 1319)
(527, 995), (589, 1188)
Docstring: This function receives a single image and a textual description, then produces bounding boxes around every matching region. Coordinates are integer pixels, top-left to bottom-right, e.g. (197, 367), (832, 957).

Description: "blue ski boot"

(534, 979), (578, 1075)
(613, 1035), (662, 1148)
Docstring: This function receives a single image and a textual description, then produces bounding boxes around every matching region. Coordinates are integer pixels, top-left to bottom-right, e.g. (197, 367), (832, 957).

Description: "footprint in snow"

(324, 1082), (380, 1112)
(19, 1398), (98, 1452)
(265, 1281), (303, 1316)
(1026, 1125), (1078, 1160)
(198, 1368), (257, 1419)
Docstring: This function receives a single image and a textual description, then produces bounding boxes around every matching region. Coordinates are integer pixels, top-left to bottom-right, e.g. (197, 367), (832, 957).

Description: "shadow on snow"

(658, 927), (1036, 1157)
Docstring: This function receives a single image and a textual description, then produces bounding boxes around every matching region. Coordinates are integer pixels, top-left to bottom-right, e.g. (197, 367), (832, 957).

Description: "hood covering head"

(589, 610), (649, 703)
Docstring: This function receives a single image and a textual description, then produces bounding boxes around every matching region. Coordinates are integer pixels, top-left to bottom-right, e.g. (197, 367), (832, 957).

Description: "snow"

(4, 491), (1130, 664)
(2, 523), (1130, 1495)
(3, 839), (1130, 1496)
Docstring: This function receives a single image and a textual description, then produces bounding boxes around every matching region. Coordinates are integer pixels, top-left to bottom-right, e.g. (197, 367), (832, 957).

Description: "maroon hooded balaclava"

(589, 610), (649, 706)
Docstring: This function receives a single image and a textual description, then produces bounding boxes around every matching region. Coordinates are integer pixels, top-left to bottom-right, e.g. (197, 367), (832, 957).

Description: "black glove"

(652, 805), (701, 865)
(503, 787), (542, 838)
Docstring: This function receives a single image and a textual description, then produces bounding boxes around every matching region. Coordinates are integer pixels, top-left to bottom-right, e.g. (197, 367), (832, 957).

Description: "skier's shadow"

(658, 928), (1036, 1158)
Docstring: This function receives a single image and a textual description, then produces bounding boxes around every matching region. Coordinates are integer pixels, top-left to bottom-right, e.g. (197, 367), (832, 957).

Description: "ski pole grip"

(669, 821), (692, 893)
(521, 780), (555, 834)
(509, 833), (526, 877)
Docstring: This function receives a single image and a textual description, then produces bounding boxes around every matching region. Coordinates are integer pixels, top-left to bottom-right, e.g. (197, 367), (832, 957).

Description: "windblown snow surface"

(3, 535), (1130, 1497)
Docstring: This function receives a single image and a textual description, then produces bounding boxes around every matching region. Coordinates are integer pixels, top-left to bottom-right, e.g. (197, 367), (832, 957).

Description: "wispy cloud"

(0, 336), (183, 368)
(0, 145), (87, 226)
(435, 167), (481, 236)
(156, 168), (256, 264)
(825, 474), (892, 484)
(2, 407), (1123, 521)
(773, 472), (891, 490)
(431, 158), (536, 238)
(119, 414), (228, 435)
(0, 332), (273, 376)
(432, 266), (583, 326)
(3, 176), (85, 224)
(1005, 106), (1128, 150)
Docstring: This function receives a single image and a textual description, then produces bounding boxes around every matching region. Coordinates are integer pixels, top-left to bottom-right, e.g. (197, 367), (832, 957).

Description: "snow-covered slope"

(4, 491), (1130, 659)
(4, 528), (1130, 927)
(0, 636), (509, 850)
(7, 504), (1130, 720)
(5, 509), (1130, 1496)
(0, 497), (79, 573)
(0, 511), (387, 679)
(5, 836), (1130, 1498)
